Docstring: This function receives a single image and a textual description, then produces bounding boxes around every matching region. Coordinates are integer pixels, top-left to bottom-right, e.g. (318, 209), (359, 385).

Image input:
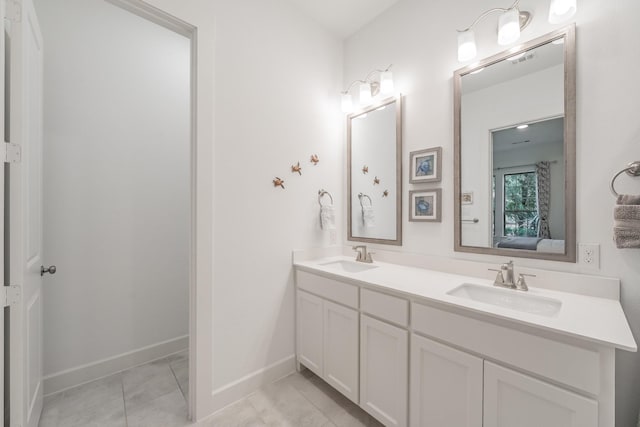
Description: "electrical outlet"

(329, 229), (337, 245)
(579, 243), (600, 269)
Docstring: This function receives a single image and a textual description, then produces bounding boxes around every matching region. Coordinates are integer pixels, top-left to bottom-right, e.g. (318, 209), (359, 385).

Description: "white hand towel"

(362, 206), (375, 228)
(320, 205), (336, 230)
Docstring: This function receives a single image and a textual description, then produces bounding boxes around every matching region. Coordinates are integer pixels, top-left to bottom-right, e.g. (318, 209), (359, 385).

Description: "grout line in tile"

(169, 359), (187, 403)
(122, 377), (130, 427)
(287, 373), (341, 427)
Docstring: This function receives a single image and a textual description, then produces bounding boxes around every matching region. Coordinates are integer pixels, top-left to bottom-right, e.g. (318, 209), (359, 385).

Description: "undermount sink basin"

(320, 260), (379, 273)
(447, 283), (562, 317)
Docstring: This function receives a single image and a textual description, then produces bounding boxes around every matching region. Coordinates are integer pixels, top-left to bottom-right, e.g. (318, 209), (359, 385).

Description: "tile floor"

(39, 354), (383, 427)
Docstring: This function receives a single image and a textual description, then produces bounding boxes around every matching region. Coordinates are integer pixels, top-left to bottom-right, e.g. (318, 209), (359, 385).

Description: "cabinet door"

(484, 361), (598, 427)
(360, 314), (408, 427)
(410, 334), (483, 427)
(323, 300), (359, 403)
(297, 291), (324, 376)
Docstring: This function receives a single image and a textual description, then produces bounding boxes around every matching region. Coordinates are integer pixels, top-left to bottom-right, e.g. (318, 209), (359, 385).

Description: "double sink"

(319, 259), (562, 318)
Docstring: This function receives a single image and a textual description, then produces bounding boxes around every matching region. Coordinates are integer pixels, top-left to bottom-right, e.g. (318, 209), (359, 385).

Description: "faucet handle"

(515, 273), (535, 291)
(365, 252), (375, 263)
(488, 268), (504, 284)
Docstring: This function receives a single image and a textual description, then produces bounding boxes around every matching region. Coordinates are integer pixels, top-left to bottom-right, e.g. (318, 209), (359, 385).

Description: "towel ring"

(358, 193), (373, 208)
(318, 189), (334, 207)
(610, 161), (640, 197)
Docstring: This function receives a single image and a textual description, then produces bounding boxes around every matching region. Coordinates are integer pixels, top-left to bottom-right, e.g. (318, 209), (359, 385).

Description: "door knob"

(41, 265), (57, 276)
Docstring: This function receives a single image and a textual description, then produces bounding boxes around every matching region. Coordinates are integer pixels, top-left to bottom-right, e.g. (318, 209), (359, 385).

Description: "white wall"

(36, 0), (190, 378)
(211, 0), (343, 391)
(461, 65), (564, 246)
(344, 0), (640, 424)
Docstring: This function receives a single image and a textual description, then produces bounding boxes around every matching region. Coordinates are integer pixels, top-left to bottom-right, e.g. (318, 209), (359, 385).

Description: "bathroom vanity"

(293, 250), (636, 427)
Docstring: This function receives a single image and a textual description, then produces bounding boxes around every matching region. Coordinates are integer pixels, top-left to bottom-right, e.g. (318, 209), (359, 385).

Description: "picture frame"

(409, 146), (442, 183)
(409, 189), (442, 222)
(461, 192), (473, 205)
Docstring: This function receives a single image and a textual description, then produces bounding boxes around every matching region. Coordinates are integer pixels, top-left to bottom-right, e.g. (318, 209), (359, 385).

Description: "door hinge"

(4, 142), (21, 163)
(3, 285), (20, 308)
(5, 0), (21, 23)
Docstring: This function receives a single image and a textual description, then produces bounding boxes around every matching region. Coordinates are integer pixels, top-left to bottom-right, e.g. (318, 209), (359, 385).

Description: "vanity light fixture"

(548, 0), (577, 24)
(457, 0), (577, 62)
(341, 64), (394, 113)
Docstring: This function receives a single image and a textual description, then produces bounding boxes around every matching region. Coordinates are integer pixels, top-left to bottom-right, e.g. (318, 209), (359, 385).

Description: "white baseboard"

(211, 355), (296, 413)
(43, 335), (189, 396)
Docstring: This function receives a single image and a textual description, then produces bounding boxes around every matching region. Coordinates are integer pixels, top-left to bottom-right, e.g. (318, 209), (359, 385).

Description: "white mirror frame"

(453, 25), (576, 262)
(347, 95), (403, 246)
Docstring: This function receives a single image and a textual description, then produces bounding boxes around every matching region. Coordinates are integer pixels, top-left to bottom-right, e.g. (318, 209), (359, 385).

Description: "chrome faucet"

(353, 245), (374, 263)
(488, 260), (535, 291)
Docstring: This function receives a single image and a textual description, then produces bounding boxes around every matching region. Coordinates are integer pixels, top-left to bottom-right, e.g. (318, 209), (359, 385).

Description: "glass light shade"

(457, 30), (477, 62)
(498, 9), (521, 45)
(359, 82), (372, 106)
(548, 0), (576, 24)
(341, 93), (353, 113)
(380, 71), (394, 95)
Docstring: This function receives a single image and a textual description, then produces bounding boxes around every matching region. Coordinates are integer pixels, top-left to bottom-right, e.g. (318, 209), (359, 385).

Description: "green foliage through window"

(503, 172), (538, 237)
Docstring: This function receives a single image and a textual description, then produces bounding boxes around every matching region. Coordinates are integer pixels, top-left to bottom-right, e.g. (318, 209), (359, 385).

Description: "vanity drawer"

(412, 303), (601, 395)
(361, 288), (409, 327)
(296, 270), (359, 309)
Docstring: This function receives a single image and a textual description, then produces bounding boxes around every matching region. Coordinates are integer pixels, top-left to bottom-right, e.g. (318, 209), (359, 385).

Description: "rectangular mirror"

(348, 96), (402, 245)
(454, 25), (576, 262)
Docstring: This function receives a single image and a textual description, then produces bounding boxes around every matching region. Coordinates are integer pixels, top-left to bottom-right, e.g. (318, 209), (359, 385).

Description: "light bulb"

(341, 93), (353, 113)
(548, 0), (576, 24)
(498, 9), (521, 45)
(359, 82), (372, 106)
(380, 71), (394, 95)
(457, 30), (477, 62)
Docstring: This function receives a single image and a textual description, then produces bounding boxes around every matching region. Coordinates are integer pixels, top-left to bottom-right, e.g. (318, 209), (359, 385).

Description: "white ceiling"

(493, 117), (564, 152)
(285, 0), (401, 38)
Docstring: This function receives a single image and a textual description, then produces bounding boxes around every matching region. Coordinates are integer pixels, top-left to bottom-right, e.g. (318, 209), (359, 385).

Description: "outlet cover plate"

(579, 243), (600, 270)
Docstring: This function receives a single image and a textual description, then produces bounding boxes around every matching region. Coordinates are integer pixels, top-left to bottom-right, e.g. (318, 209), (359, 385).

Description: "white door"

(483, 361), (598, 427)
(410, 334), (483, 427)
(296, 291), (324, 376)
(360, 314), (408, 427)
(323, 300), (358, 403)
(7, 0), (44, 426)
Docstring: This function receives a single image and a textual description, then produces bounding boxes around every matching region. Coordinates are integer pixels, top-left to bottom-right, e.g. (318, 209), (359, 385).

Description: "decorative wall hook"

(291, 162), (302, 175)
(310, 154), (319, 165)
(374, 176), (380, 185)
(362, 165), (369, 174)
(383, 190), (389, 197)
(273, 177), (285, 189)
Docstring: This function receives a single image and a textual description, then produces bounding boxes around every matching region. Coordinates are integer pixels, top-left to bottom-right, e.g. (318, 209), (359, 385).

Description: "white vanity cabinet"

(323, 300), (359, 402)
(296, 291), (324, 376)
(410, 334), (483, 427)
(295, 264), (625, 427)
(296, 271), (360, 403)
(483, 361), (598, 427)
(360, 314), (408, 427)
(412, 302), (605, 427)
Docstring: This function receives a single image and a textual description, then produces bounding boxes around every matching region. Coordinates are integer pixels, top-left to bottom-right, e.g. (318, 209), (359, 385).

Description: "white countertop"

(294, 255), (637, 352)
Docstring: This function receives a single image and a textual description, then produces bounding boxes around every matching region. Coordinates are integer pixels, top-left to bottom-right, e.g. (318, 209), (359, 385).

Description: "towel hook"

(358, 193), (373, 208)
(610, 161), (640, 197)
(318, 189), (334, 207)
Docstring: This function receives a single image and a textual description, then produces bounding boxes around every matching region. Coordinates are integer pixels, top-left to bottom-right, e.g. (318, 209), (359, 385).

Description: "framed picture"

(409, 189), (442, 222)
(409, 147), (442, 183)
(461, 192), (473, 205)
